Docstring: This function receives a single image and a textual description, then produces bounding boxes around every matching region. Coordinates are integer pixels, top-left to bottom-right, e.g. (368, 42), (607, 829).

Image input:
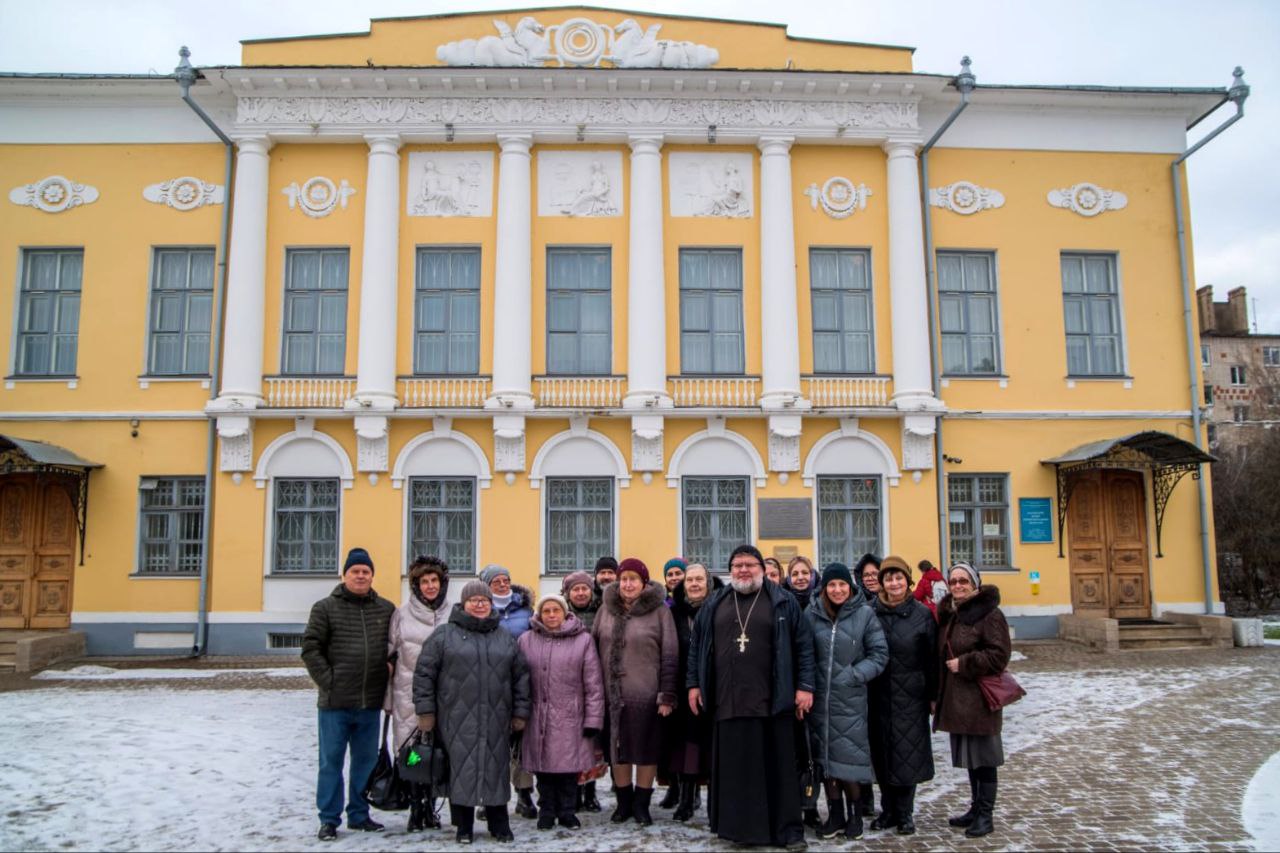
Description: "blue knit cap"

(342, 547), (374, 574)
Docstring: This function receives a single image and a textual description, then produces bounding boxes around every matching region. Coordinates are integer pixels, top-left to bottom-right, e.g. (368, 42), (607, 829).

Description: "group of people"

(301, 544), (1013, 848)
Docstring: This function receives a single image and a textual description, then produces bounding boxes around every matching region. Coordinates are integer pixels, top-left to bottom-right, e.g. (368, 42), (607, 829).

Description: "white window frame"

(545, 245), (612, 376)
(280, 246), (350, 377)
(144, 246), (215, 377)
(1230, 365), (1247, 386)
(801, 423), (898, 559)
(530, 427), (628, 576)
(936, 249), (1004, 377)
(681, 475), (752, 571)
(413, 245), (481, 376)
(1263, 346), (1280, 367)
(816, 475), (884, 568)
(667, 424), (767, 567)
(1060, 252), (1128, 377)
(12, 247), (83, 378)
(678, 247), (745, 376)
(810, 246), (877, 375)
(392, 428), (490, 577)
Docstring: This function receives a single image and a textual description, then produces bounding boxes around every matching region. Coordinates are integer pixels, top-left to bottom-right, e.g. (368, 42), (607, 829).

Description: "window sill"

(138, 375), (211, 390)
(976, 567), (1021, 575)
(130, 572), (202, 579)
(941, 375), (1008, 389)
(1065, 376), (1133, 389)
(4, 375), (78, 389)
(267, 572), (341, 579)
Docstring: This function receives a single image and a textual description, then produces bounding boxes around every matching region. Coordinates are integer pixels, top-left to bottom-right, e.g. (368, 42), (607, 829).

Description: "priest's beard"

(730, 575), (763, 594)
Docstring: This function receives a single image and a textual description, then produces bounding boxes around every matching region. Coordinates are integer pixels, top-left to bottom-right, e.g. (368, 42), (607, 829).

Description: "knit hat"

(617, 557), (650, 585)
(479, 564), (511, 586)
(949, 561), (982, 588)
(342, 547), (374, 574)
(728, 544), (766, 572)
(594, 556), (619, 576)
(821, 562), (853, 590)
(662, 558), (688, 577)
(562, 571), (595, 597)
(538, 594), (569, 617)
(878, 555), (913, 585)
(460, 580), (493, 603)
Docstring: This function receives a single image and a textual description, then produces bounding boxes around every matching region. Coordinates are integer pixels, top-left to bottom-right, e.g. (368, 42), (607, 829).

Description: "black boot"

(515, 787), (537, 820)
(949, 773), (980, 828)
(536, 777), (558, 830)
(897, 785), (917, 836)
(557, 776), (581, 829)
(845, 797), (864, 840)
(633, 787), (655, 826)
(583, 781), (602, 813)
(659, 778), (680, 809)
(407, 800), (425, 833)
(610, 785), (634, 823)
(575, 784), (585, 810)
(858, 783), (875, 817)
(870, 784), (898, 831)
(673, 777), (698, 822)
(451, 805), (474, 845)
(817, 794), (845, 840)
(486, 805), (514, 842)
(965, 781), (997, 838)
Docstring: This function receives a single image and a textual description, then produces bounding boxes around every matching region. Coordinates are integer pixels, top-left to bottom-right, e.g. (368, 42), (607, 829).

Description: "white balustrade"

(399, 377), (491, 408)
(534, 376), (627, 408)
(803, 376), (892, 408)
(670, 377), (760, 408)
(263, 376), (356, 408)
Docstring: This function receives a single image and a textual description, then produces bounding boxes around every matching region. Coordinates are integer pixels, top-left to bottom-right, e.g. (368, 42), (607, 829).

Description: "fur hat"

(408, 556), (448, 585)
(617, 557), (650, 585)
(342, 547), (373, 574)
(879, 555), (913, 585)
(949, 561), (982, 589)
(561, 571), (595, 597)
(459, 580), (492, 603)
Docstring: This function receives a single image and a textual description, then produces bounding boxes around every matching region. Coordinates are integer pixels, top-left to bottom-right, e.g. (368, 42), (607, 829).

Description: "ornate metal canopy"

(0, 435), (102, 565)
(1041, 431), (1215, 559)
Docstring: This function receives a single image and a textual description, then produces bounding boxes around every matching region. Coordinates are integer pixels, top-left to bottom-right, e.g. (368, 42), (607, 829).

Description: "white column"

(757, 136), (806, 411)
(213, 136), (272, 410)
(623, 135), (672, 410)
(884, 140), (940, 411)
(351, 133), (402, 411)
(487, 133), (534, 411)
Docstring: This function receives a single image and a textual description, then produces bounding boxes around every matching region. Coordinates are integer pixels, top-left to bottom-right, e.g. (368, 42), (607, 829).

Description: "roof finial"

(1228, 66), (1250, 106)
(956, 55), (976, 95)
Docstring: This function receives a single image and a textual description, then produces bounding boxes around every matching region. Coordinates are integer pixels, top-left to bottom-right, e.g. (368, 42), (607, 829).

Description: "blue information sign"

(1019, 497), (1054, 544)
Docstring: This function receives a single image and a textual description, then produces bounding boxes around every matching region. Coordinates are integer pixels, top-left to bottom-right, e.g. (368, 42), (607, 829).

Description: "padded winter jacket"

(301, 583), (396, 711)
(518, 611), (605, 774)
(869, 594), (937, 786)
(385, 583), (451, 747)
(494, 584), (535, 639)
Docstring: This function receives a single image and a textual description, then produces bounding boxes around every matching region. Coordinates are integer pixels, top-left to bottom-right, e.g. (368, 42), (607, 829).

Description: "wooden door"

(1066, 469), (1151, 619)
(0, 475), (76, 630)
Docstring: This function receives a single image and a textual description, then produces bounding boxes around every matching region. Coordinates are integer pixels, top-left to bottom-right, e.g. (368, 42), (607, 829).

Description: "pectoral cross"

(736, 632), (750, 653)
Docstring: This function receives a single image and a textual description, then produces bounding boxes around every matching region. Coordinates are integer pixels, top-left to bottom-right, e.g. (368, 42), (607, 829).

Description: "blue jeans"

(317, 708), (380, 827)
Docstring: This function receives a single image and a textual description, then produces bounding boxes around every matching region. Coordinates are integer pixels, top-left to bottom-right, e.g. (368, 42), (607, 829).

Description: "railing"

(399, 376), (491, 408)
(534, 375), (626, 408)
(263, 375), (355, 408)
(803, 375), (892, 407)
(669, 375), (760, 407)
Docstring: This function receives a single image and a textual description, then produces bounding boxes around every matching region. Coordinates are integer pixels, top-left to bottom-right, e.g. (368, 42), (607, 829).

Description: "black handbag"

(363, 712), (412, 811)
(798, 727), (821, 810)
(398, 729), (450, 791)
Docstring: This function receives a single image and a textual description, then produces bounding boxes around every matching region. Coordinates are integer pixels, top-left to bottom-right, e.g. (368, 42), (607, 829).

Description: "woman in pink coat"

(518, 595), (606, 831)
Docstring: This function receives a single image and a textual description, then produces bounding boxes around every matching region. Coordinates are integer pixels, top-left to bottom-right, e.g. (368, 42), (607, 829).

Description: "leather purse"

(398, 729), (450, 789)
(977, 671), (1026, 711)
(363, 712), (412, 811)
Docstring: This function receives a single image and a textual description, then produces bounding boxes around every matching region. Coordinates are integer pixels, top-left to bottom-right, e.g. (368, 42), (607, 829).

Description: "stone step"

(0, 641), (18, 655)
(0, 653), (16, 671)
(1118, 625), (1206, 642)
(1119, 636), (1215, 650)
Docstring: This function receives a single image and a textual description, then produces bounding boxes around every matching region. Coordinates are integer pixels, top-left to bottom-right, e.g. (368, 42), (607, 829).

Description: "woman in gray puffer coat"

(386, 556), (451, 831)
(806, 562), (889, 841)
(518, 595), (605, 831)
(414, 580), (531, 845)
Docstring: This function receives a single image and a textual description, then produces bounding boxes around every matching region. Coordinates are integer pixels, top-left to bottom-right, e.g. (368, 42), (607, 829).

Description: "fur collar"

(529, 611), (586, 638)
(940, 584), (1001, 626)
(603, 580), (667, 617)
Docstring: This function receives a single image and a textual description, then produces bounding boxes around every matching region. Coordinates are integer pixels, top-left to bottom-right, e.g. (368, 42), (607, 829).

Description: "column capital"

(882, 139), (920, 158)
(628, 134), (664, 154)
(363, 133), (402, 155)
(757, 135), (795, 155)
(496, 133), (534, 154)
(232, 135), (273, 155)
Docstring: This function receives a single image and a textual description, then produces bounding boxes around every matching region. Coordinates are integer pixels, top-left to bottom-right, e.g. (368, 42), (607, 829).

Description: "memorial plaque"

(758, 498), (813, 539)
(1019, 497), (1054, 544)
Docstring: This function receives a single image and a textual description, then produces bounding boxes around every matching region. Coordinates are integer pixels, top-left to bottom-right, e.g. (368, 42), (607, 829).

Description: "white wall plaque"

(1047, 182), (1127, 217)
(803, 176), (872, 219)
(9, 175), (99, 213)
(929, 181), (1004, 216)
(407, 151), (494, 217)
(143, 177), (225, 211)
(668, 152), (753, 218)
(282, 177), (356, 218)
(537, 150), (622, 217)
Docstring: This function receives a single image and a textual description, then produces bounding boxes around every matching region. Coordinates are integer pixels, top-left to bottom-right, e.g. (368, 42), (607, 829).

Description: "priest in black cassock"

(686, 544), (816, 850)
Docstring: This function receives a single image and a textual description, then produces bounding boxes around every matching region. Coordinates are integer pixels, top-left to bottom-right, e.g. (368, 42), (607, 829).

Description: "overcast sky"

(3, 0), (1277, 331)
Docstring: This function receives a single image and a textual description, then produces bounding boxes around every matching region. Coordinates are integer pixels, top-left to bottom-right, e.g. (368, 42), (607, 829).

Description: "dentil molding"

(143, 177), (225, 211)
(282, 177), (357, 218)
(9, 175), (99, 213)
(803, 176), (871, 219)
(929, 181), (1004, 216)
(1047, 182), (1127, 217)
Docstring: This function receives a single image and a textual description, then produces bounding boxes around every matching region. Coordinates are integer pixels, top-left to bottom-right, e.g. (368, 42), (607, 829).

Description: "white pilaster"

(623, 135), (672, 410)
(351, 134), (402, 414)
(487, 133), (535, 411)
(212, 136), (272, 411)
(884, 140), (940, 412)
(757, 136), (806, 411)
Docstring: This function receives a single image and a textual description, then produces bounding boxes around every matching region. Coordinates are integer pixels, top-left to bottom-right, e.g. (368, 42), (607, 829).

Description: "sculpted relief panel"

(406, 152), (494, 217)
(537, 151), (622, 217)
(668, 152), (753, 218)
(436, 16), (719, 69)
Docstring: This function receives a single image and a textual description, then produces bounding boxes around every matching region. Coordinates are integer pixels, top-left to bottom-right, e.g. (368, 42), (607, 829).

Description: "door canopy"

(1041, 431), (1214, 559)
(0, 435), (102, 565)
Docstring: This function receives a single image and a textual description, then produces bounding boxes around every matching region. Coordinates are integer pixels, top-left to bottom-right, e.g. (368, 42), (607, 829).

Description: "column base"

(345, 391), (398, 412)
(622, 390), (674, 410)
(759, 391), (811, 412)
(891, 390), (945, 412)
(484, 391), (535, 412)
(206, 393), (262, 413)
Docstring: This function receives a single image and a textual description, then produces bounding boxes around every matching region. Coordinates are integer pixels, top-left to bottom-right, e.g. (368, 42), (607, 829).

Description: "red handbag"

(946, 633), (1026, 712)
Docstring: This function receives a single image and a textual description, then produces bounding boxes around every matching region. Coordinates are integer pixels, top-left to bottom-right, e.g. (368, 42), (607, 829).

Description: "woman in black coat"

(867, 556), (937, 835)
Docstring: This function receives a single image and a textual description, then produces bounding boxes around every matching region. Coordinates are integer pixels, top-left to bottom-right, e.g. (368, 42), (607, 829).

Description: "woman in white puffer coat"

(386, 555), (451, 831)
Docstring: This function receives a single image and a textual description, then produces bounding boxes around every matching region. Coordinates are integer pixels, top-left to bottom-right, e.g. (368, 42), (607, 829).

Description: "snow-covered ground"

(1244, 751), (1280, 852)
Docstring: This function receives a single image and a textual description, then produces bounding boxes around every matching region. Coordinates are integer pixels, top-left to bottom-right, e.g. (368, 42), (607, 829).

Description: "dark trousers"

(316, 708), (380, 827)
(535, 772), (579, 819)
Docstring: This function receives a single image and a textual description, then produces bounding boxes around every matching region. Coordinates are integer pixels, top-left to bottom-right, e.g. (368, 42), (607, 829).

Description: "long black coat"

(663, 577), (723, 771)
(301, 584), (396, 710)
(868, 594), (938, 786)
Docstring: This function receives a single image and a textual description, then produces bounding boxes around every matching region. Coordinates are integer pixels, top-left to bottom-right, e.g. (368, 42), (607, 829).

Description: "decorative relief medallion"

(537, 151), (621, 217)
(803, 177), (871, 219)
(1047, 182), (1127, 217)
(282, 177), (356, 218)
(407, 152), (494, 217)
(494, 434), (526, 472)
(357, 434), (389, 473)
(219, 433), (253, 473)
(631, 434), (664, 472)
(668, 152), (753, 218)
(8, 175), (99, 213)
(928, 181), (1004, 216)
(901, 430), (935, 471)
(143, 177), (225, 211)
(768, 433), (801, 473)
(436, 16), (718, 68)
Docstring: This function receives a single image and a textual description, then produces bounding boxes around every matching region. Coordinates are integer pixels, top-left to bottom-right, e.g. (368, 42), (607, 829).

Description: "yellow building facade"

(0, 9), (1230, 654)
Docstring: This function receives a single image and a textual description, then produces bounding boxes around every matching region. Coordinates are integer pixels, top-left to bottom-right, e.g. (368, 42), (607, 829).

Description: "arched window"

(392, 429), (491, 575)
(803, 425), (899, 567)
(667, 424), (766, 571)
(530, 427), (628, 575)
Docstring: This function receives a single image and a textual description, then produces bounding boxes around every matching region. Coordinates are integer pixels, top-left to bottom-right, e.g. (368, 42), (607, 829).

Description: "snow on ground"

(31, 665), (304, 681)
(1008, 650), (1027, 662)
(0, 663), (1258, 852)
(1244, 750), (1280, 852)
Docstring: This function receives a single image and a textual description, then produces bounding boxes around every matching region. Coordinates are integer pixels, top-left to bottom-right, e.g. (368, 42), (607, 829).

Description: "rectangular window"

(810, 248), (874, 374)
(282, 248), (349, 376)
(948, 474), (1012, 569)
(937, 251), (1000, 375)
(408, 477), (476, 573)
(137, 477), (205, 574)
(546, 477), (614, 574)
(1233, 405), (1249, 423)
(1264, 346), (1280, 367)
(546, 247), (612, 375)
(817, 476), (881, 567)
(1201, 344), (1211, 367)
(413, 247), (480, 375)
(1204, 384), (1213, 405)
(15, 248), (83, 376)
(1230, 365), (1247, 386)
(273, 478), (340, 574)
(682, 476), (750, 570)
(679, 248), (744, 375)
(146, 248), (214, 376)
(1061, 253), (1124, 377)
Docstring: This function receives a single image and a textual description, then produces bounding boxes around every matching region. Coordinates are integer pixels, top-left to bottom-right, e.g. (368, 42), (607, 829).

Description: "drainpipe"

(1172, 67), (1249, 615)
(175, 47), (235, 656)
(920, 57), (976, 570)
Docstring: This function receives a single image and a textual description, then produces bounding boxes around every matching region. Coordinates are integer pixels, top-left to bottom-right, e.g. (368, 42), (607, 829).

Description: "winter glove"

(511, 717), (527, 732)
(416, 713), (435, 732)
(582, 727), (601, 739)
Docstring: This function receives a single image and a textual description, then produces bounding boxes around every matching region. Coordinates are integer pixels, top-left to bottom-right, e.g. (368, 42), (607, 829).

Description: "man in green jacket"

(301, 547), (396, 842)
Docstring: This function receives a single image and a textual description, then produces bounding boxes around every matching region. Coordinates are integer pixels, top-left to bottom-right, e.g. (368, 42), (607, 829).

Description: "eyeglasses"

(465, 597), (490, 605)
(948, 578), (973, 587)
(730, 562), (762, 570)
